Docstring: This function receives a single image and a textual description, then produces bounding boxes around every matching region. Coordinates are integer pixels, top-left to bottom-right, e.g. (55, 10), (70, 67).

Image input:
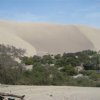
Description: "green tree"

(61, 64), (77, 75)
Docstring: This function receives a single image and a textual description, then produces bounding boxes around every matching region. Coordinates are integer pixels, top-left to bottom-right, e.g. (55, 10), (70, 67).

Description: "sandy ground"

(0, 85), (100, 100)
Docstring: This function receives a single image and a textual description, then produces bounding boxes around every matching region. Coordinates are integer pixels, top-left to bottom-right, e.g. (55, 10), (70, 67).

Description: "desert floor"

(0, 85), (100, 100)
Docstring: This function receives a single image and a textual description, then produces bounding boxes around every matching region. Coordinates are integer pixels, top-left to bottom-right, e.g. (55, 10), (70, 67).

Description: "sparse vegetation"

(0, 44), (100, 87)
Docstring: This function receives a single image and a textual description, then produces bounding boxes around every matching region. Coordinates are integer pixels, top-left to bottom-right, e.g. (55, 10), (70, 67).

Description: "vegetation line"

(0, 44), (100, 87)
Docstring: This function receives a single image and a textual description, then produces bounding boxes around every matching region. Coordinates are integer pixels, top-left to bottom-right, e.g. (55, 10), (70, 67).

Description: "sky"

(0, 0), (100, 28)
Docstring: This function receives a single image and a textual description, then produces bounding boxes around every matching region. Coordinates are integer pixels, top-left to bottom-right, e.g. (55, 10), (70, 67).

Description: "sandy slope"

(0, 33), (36, 56)
(0, 85), (100, 100)
(0, 20), (100, 55)
(78, 25), (100, 51)
(0, 22), (36, 56)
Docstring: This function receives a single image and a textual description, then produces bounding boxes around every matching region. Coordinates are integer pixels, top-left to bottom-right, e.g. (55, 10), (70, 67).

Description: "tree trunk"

(0, 92), (25, 100)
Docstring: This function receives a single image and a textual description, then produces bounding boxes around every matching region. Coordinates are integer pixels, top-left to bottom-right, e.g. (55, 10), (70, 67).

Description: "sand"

(0, 85), (100, 100)
(1, 20), (100, 55)
(0, 32), (36, 57)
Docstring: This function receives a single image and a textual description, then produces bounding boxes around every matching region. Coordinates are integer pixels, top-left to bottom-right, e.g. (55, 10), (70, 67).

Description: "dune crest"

(0, 20), (100, 55)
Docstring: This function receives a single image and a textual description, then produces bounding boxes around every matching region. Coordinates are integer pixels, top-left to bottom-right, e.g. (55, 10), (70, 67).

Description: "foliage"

(61, 64), (77, 75)
(0, 45), (100, 87)
(0, 44), (25, 84)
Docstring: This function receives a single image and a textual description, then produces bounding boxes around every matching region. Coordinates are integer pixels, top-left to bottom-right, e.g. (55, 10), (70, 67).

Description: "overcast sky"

(0, 0), (100, 28)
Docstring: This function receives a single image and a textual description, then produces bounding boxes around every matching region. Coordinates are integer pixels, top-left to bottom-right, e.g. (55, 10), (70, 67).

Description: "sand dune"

(0, 22), (36, 56)
(0, 85), (100, 100)
(0, 20), (100, 55)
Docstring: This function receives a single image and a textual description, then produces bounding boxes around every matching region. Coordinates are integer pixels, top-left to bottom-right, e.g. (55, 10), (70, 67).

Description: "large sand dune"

(0, 33), (36, 56)
(0, 85), (100, 100)
(0, 20), (100, 55)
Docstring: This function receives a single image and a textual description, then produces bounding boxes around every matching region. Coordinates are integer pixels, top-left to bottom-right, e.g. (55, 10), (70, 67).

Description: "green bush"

(61, 64), (78, 76)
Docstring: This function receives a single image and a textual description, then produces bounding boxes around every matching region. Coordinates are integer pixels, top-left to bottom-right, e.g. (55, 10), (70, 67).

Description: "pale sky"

(0, 0), (100, 28)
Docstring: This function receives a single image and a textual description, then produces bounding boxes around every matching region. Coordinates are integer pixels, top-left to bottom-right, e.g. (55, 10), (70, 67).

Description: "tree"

(61, 64), (77, 76)
(41, 55), (53, 64)
(0, 44), (25, 84)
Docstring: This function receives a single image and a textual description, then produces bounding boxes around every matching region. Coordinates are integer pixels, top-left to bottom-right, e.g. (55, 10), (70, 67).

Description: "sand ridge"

(0, 20), (100, 55)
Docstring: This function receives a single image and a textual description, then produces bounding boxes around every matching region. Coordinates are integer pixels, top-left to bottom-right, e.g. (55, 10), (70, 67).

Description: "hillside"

(0, 20), (100, 55)
(0, 21), (36, 56)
